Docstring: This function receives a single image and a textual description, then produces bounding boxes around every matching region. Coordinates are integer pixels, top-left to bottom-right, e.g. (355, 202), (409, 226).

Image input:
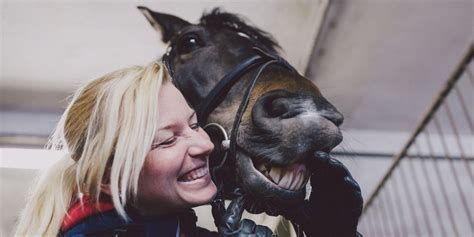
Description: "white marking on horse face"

(292, 102), (337, 130)
(298, 100), (340, 123)
(237, 32), (251, 39)
(299, 111), (323, 127)
(297, 100), (320, 120)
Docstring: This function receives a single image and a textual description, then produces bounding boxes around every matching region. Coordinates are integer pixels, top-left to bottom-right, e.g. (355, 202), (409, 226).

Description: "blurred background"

(1, 0), (473, 236)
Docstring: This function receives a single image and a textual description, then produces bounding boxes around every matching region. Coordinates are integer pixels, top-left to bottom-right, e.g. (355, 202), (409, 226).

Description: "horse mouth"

(235, 151), (311, 214)
(255, 162), (310, 191)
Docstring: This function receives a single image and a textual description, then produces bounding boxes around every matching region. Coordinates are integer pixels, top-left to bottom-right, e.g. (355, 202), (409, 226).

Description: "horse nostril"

(266, 97), (290, 118)
(252, 90), (298, 129)
(323, 111), (344, 127)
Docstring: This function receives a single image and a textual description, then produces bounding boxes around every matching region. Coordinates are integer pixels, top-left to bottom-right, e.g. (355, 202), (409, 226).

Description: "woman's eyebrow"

(156, 124), (174, 132)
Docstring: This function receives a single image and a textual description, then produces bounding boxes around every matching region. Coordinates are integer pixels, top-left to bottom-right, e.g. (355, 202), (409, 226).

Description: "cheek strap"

(203, 122), (230, 229)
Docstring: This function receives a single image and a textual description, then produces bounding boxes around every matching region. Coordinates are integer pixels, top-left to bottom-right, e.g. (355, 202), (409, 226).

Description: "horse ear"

(138, 6), (191, 43)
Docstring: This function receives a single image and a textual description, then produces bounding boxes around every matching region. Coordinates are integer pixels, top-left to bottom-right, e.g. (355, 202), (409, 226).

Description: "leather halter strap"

(162, 47), (298, 181)
(196, 54), (262, 125)
(163, 47), (300, 233)
(162, 47), (297, 161)
(206, 48), (298, 231)
(196, 47), (297, 125)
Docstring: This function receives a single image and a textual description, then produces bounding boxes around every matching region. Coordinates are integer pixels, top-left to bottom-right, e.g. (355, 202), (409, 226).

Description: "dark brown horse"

(139, 7), (362, 236)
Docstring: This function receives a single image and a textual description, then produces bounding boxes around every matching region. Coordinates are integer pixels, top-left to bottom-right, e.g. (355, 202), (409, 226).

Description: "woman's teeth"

(180, 166), (209, 182)
(258, 163), (309, 190)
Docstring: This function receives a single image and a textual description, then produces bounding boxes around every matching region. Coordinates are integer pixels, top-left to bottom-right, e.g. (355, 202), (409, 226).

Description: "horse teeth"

(269, 167), (281, 183)
(295, 170), (304, 189)
(278, 174), (287, 188)
(300, 173), (307, 188)
(282, 172), (294, 189)
(289, 172), (299, 190)
(263, 164), (310, 190)
(288, 173), (296, 189)
(257, 164), (273, 176)
(294, 172), (304, 190)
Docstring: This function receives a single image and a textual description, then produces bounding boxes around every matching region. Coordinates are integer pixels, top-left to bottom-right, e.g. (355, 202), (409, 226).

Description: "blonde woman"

(14, 62), (273, 236)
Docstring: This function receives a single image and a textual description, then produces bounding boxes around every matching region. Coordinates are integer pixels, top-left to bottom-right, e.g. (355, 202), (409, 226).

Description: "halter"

(163, 47), (296, 169)
(162, 46), (298, 230)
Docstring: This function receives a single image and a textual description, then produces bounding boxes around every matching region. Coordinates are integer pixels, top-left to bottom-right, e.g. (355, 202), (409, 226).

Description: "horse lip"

(236, 151), (306, 201)
(247, 148), (313, 168)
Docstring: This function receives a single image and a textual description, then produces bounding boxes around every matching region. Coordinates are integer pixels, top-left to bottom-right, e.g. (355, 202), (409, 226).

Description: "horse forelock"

(199, 8), (280, 54)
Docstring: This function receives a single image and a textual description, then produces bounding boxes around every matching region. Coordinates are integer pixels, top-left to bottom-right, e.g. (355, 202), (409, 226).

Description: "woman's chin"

(178, 173), (217, 206)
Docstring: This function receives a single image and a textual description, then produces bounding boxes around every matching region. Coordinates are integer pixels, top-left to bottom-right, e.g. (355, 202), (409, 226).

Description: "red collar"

(61, 195), (115, 232)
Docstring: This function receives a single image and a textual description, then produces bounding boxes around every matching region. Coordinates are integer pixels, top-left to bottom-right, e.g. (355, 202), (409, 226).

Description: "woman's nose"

(188, 131), (215, 158)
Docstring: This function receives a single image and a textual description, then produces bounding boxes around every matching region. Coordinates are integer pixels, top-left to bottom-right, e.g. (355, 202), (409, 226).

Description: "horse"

(138, 7), (362, 235)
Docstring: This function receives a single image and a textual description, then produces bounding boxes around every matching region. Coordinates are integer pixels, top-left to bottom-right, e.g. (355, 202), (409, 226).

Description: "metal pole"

(362, 42), (474, 214)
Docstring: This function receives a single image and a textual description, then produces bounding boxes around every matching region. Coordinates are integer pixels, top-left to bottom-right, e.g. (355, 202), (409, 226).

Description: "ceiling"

(1, 0), (328, 144)
(1, 0), (325, 92)
(1, 2), (472, 233)
(308, 0), (473, 133)
(1, 0), (473, 151)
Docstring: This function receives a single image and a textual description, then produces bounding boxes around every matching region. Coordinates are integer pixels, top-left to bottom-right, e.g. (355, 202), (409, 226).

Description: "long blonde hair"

(14, 62), (169, 236)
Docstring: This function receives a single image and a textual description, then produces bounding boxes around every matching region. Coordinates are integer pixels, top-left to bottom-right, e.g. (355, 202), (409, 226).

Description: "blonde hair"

(14, 62), (169, 236)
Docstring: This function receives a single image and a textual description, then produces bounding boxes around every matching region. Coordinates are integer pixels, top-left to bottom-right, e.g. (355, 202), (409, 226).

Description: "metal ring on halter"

(204, 123), (230, 171)
(204, 123), (230, 150)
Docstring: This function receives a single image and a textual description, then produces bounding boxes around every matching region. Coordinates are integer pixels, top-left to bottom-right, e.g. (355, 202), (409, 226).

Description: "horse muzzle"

(251, 89), (344, 159)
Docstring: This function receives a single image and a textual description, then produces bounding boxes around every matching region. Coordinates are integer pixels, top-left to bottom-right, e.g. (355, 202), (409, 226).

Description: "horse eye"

(177, 34), (202, 55)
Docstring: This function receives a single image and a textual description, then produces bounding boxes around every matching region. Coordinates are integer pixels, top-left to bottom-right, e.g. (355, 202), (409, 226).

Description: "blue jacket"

(61, 209), (217, 237)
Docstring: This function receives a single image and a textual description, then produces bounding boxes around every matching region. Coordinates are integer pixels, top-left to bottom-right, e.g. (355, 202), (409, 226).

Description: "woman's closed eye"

(151, 113), (199, 150)
(190, 122), (200, 130)
(151, 137), (177, 150)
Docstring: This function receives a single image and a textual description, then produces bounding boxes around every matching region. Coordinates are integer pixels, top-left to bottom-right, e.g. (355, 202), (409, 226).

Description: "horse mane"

(199, 8), (281, 53)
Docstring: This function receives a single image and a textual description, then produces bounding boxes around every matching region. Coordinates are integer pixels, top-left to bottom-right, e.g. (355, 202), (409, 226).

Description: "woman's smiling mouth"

(178, 165), (209, 182)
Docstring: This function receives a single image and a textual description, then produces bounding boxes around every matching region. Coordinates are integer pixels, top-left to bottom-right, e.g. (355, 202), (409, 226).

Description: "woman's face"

(136, 82), (217, 215)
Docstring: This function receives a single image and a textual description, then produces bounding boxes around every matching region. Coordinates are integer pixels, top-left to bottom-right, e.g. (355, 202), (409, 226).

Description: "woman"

(14, 62), (273, 236)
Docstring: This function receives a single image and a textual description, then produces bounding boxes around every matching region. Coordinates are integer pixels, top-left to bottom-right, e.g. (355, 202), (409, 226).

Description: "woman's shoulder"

(60, 210), (131, 237)
(61, 209), (217, 237)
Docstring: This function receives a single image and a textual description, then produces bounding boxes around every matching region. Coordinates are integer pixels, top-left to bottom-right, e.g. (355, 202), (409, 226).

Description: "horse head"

(139, 7), (344, 215)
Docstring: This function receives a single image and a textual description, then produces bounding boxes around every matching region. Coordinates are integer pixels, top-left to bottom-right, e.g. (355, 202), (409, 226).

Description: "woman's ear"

(100, 167), (112, 195)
